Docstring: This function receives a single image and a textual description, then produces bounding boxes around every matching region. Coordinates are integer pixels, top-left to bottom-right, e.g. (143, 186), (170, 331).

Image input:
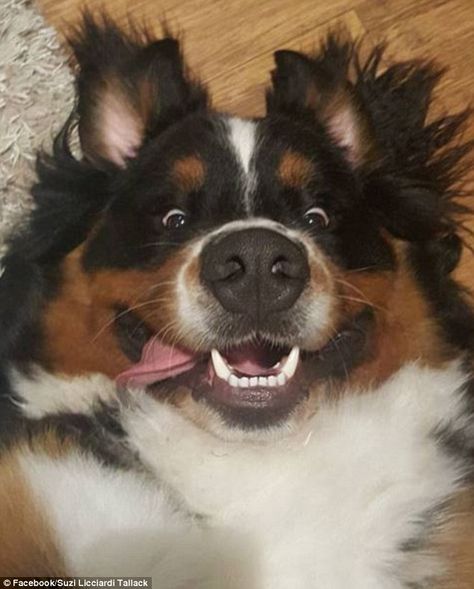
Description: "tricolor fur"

(0, 16), (474, 587)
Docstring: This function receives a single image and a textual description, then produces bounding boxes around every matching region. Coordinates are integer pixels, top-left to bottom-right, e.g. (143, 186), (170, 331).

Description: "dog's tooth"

(211, 349), (231, 381)
(249, 377), (258, 387)
(229, 374), (239, 387)
(239, 377), (249, 388)
(268, 376), (277, 387)
(281, 346), (300, 379)
(276, 372), (287, 386)
(258, 376), (268, 387)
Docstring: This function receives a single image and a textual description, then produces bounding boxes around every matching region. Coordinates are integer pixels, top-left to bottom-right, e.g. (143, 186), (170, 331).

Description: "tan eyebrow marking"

(278, 150), (314, 189)
(172, 155), (206, 193)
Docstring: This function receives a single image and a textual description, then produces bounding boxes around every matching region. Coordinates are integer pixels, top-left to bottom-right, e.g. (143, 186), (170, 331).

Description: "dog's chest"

(126, 362), (467, 588)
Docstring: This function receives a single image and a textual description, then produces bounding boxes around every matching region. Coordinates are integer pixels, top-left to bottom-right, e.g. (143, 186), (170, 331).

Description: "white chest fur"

(14, 361), (469, 587)
(124, 362), (468, 589)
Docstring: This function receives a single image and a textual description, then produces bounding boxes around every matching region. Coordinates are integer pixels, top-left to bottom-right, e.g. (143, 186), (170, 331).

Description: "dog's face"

(85, 109), (382, 432)
(13, 21), (466, 438)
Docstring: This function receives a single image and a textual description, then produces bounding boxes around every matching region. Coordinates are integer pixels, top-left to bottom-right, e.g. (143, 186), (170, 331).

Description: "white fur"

(19, 450), (251, 588)
(226, 117), (258, 214)
(14, 361), (469, 587)
(10, 367), (116, 419)
(175, 252), (213, 345)
(123, 361), (467, 588)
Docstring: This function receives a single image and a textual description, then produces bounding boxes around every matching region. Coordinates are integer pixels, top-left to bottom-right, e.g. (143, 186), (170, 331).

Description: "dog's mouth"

(117, 337), (306, 425)
(200, 343), (305, 421)
(117, 339), (301, 402)
(116, 309), (374, 426)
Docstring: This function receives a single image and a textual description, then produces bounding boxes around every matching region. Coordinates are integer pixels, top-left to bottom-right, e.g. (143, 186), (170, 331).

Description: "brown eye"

(162, 208), (187, 230)
(303, 206), (329, 229)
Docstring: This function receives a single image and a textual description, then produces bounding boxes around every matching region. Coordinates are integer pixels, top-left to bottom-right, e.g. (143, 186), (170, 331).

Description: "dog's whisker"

(334, 279), (387, 313)
(335, 277), (373, 299)
(91, 294), (176, 342)
(335, 294), (387, 314)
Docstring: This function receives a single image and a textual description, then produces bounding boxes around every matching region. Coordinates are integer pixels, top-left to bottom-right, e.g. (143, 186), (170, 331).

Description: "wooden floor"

(37, 0), (474, 281)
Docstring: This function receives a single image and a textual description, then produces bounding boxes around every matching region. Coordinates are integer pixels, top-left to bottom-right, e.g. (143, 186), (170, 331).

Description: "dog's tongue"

(116, 339), (197, 388)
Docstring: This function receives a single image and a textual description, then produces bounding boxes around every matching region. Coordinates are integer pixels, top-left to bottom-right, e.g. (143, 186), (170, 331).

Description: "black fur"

(266, 34), (474, 354)
(1, 22), (474, 428)
(266, 35), (473, 241)
(69, 13), (208, 167)
(0, 400), (138, 472)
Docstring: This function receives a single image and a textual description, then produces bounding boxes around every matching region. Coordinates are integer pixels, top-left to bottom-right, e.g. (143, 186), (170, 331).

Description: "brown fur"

(0, 437), (66, 575)
(172, 155), (206, 193)
(42, 230), (453, 391)
(278, 150), (314, 188)
(335, 244), (454, 391)
(432, 488), (474, 588)
(42, 243), (189, 378)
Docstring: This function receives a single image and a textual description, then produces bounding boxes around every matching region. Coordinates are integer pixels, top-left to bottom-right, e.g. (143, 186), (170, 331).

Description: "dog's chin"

(143, 308), (375, 434)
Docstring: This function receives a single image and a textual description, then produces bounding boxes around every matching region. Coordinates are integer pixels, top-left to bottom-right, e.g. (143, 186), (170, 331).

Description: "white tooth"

(211, 349), (231, 381)
(239, 377), (249, 388)
(258, 377), (268, 387)
(229, 374), (239, 387)
(249, 377), (258, 387)
(268, 376), (277, 387)
(277, 372), (287, 386)
(281, 346), (300, 380)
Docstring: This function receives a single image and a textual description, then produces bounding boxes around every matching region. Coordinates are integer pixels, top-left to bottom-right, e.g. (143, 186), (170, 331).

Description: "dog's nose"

(200, 228), (309, 320)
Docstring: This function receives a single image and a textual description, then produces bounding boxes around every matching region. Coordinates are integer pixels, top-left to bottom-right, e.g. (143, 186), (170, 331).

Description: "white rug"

(0, 0), (73, 253)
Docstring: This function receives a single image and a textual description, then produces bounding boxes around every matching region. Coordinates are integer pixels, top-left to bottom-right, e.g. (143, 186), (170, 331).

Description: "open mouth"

(115, 308), (374, 425)
(116, 335), (306, 420)
(197, 343), (307, 425)
(210, 345), (300, 389)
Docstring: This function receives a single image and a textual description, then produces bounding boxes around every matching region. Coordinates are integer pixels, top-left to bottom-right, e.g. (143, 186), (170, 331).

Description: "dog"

(0, 15), (473, 587)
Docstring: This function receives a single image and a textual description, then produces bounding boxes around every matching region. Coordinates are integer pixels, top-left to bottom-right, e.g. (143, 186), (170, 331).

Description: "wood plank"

(357, 0), (474, 115)
(210, 10), (366, 115)
(38, 0), (365, 94)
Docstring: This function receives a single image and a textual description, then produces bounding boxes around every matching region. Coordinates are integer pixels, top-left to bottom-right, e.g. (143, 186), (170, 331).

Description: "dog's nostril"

(271, 253), (308, 281)
(271, 256), (292, 278)
(218, 257), (245, 282)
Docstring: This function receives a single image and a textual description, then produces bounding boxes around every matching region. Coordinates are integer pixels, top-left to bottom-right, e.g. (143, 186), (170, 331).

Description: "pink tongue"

(116, 339), (197, 388)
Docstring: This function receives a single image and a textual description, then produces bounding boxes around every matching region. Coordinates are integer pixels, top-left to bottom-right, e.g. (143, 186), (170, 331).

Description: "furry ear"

(266, 36), (374, 166)
(69, 16), (208, 167)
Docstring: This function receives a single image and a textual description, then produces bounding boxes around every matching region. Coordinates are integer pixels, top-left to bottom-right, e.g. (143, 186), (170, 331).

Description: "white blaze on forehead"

(226, 117), (258, 215)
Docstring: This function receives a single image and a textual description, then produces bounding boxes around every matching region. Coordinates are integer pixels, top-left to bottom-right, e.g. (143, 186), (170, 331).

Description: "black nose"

(200, 228), (309, 320)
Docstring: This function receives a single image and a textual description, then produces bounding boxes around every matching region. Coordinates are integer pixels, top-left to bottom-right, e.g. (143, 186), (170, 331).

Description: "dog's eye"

(303, 207), (329, 229)
(162, 208), (187, 230)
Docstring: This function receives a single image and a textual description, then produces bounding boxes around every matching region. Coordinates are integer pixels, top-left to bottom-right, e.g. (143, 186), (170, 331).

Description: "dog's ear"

(266, 35), (374, 167)
(70, 16), (208, 168)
